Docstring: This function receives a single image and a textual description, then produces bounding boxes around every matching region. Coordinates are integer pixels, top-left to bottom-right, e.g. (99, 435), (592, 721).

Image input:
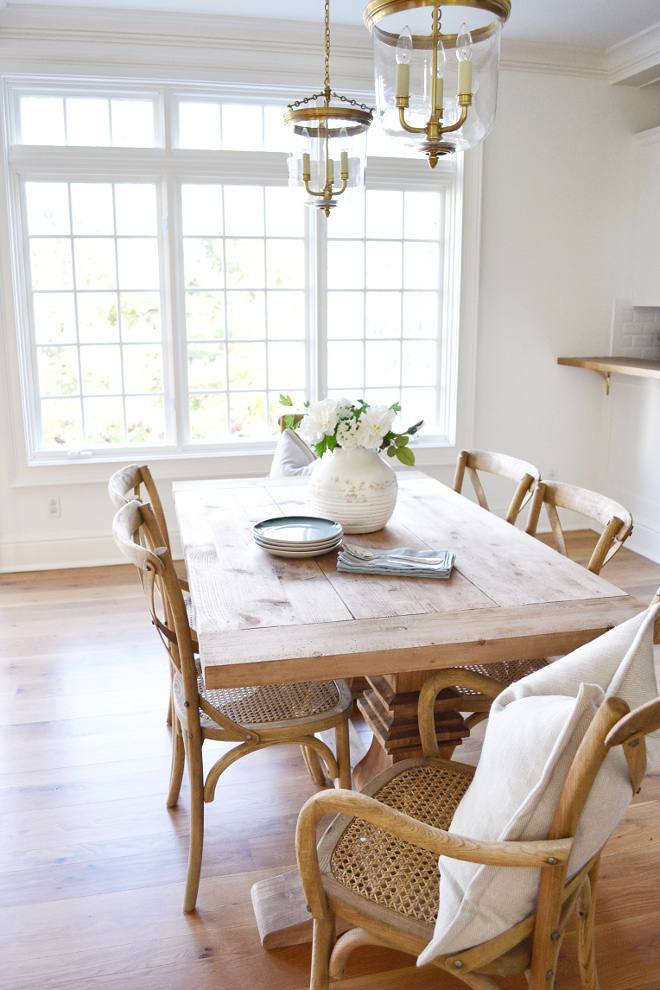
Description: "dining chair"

(109, 463), (195, 724)
(443, 479), (635, 728)
(525, 479), (634, 573)
(453, 449), (541, 524)
(296, 605), (660, 990)
(112, 498), (353, 913)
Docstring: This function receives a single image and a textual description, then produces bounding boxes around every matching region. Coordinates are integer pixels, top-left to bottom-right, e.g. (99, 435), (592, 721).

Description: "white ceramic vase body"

(308, 447), (398, 534)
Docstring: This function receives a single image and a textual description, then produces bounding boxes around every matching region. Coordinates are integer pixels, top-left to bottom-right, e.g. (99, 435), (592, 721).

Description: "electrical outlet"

(47, 496), (60, 518)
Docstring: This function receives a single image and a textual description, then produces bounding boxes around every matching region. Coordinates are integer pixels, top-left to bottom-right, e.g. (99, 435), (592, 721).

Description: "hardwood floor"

(1, 534), (659, 990)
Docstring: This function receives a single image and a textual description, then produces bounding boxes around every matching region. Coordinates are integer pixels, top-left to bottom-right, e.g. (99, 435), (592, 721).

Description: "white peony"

(298, 398), (340, 445)
(356, 405), (396, 450)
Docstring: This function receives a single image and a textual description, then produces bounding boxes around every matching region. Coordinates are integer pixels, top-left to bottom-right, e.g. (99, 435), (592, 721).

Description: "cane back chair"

(296, 666), (660, 990)
(525, 480), (634, 574)
(112, 499), (353, 913)
(443, 480), (635, 730)
(453, 449), (541, 525)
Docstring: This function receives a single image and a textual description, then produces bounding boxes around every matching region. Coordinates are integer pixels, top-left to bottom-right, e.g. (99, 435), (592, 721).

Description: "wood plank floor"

(1, 533), (659, 990)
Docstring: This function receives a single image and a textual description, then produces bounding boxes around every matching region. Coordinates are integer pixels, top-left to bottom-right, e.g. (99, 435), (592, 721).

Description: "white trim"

(500, 40), (608, 80)
(0, 7), (656, 88)
(607, 22), (660, 87)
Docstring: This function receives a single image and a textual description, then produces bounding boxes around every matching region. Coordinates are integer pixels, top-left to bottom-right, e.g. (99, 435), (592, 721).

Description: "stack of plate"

(253, 516), (343, 558)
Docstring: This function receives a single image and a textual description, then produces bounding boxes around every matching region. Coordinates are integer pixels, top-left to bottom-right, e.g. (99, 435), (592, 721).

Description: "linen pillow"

(269, 428), (318, 478)
(418, 603), (660, 966)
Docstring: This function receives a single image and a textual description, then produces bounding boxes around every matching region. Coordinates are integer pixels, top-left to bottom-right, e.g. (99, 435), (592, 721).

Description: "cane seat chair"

(453, 449), (541, 525)
(112, 499), (353, 913)
(296, 663), (660, 990)
(443, 479), (635, 728)
(525, 480), (634, 574)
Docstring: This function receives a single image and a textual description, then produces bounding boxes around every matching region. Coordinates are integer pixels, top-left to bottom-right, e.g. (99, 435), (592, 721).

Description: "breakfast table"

(173, 470), (643, 947)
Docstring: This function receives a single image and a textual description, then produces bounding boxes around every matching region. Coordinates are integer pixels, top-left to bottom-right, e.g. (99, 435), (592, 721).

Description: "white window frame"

(1, 74), (480, 474)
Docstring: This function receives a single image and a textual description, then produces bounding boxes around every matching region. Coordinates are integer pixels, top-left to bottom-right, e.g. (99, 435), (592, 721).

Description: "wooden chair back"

(277, 413), (304, 432)
(453, 449), (541, 524)
(525, 479), (633, 574)
(111, 499), (241, 741)
(108, 463), (172, 553)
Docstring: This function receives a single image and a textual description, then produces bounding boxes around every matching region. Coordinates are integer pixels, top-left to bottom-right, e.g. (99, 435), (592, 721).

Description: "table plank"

(199, 596), (641, 688)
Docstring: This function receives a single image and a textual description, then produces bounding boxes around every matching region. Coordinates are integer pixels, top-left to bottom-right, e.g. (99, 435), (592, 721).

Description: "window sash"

(4, 79), (462, 464)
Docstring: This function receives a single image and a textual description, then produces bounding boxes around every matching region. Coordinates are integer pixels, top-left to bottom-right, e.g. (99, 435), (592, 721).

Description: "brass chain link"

(324, 0), (331, 93)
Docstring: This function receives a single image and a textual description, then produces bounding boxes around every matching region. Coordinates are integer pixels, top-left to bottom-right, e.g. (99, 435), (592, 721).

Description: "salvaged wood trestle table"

(173, 471), (643, 947)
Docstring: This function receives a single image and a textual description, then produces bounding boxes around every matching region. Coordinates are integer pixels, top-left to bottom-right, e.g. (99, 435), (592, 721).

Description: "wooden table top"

(173, 474), (643, 690)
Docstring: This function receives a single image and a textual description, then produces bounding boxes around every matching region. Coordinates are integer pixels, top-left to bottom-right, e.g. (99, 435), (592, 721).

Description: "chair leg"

(576, 862), (600, 990)
(335, 720), (352, 790)
(310, 916), (334, 990)
(182, 733), (205, 913)
(301, 745), (327, 786)
(167, 714), (185, 808)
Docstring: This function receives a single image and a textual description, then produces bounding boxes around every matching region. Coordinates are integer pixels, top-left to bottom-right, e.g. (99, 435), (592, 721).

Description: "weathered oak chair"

(525, 480), (634, 574)
(453, 449), (541, 525)
(296, 605), (660, 990)
(446, 479), (635, 727)
(109, 462), (196, 723)
(112, 499), (353, 913)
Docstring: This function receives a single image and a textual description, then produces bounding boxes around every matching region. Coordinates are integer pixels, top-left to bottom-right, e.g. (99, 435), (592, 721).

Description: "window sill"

(11, 438), (460, 488)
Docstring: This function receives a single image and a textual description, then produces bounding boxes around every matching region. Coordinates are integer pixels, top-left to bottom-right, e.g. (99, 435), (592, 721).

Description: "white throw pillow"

(269, 428), (318, 478)
(418, 603), (660, 966)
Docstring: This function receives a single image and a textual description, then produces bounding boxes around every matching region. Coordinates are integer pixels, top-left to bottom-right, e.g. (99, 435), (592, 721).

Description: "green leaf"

(283, 414), (295, 430)
(394, 435), (409, 447)
(387, 445), (396, 456)
(389, 401), (401, 413)
(395, 445), (415, 466)
(279, 393), (293, 407)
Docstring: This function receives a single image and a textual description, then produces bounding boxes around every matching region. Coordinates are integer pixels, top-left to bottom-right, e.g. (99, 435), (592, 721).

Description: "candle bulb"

(340, 150), (348, 174)
(396, 25), (412, 99)
(456, 22), (473, 96)
(435, 38), (446, 113)
(435, 76), (444, 110)
(327, 158), (334, 182)
(302, 152), (311, 175)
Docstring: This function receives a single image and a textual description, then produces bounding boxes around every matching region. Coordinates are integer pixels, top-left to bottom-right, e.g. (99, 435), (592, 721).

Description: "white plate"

(258, 541), (342, 559)
(253, 515), (343, 547)
(255, 535), (341, 552)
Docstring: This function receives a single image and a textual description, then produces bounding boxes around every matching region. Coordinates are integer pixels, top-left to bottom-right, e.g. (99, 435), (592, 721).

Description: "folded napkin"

(337, 546), (455, 579)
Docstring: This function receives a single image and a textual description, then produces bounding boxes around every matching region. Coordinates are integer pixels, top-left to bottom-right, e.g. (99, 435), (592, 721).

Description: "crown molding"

(500, 39), (608, 79)
(0, 6), (657, 87)
(607, 22), (660, 87)
(0, 6), (375, 87)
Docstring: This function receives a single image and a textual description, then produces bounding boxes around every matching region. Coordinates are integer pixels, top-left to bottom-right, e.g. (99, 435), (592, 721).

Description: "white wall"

(0, 9), (659, 570)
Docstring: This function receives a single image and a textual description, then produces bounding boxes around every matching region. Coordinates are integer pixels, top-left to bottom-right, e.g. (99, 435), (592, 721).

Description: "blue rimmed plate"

(253, 515), (343, 549)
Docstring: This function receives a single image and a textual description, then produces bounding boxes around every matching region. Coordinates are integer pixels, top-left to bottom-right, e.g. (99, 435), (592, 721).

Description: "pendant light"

(284, 0), (374, 217)
(364, 0), (510, 167)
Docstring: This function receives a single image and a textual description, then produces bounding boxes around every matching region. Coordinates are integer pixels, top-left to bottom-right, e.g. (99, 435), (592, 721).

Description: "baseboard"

(624, 518), (660, 566)
(0, 534), (124, 572)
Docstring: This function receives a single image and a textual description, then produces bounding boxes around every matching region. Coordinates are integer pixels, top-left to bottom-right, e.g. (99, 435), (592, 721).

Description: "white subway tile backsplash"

(612, 298), (660, 360)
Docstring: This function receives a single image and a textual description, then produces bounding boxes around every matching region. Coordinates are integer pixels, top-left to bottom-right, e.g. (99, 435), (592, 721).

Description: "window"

(4, 80), (464, 463)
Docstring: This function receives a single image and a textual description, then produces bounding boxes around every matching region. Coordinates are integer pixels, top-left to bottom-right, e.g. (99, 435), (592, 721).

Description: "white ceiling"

(4, 0), (660, 51)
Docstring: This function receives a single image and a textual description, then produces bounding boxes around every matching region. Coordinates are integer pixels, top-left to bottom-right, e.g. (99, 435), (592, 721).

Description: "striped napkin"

(337, 546), (455, 579)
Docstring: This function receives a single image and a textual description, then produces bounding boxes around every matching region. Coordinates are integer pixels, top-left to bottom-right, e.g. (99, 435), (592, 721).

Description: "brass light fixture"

(364, 0), (510, 167)
(284, 0), (374, 217)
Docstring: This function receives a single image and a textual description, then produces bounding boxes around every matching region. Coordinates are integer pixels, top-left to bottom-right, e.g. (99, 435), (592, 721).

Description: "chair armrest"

(417, 669), (504, 758)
